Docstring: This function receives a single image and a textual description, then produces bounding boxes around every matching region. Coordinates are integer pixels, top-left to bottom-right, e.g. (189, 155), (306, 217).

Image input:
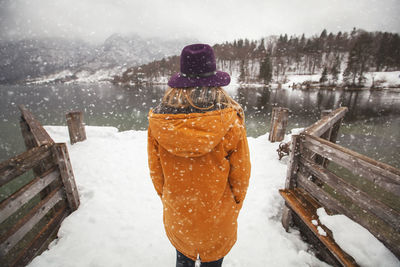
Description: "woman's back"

(148, 106), (250, 261)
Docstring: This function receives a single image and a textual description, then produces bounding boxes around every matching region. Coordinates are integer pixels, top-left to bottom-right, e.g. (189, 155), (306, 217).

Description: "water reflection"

(0, 84), (399, 167)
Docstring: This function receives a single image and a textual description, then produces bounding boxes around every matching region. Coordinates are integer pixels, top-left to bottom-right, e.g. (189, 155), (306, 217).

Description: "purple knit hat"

(168, 44), (230, 88)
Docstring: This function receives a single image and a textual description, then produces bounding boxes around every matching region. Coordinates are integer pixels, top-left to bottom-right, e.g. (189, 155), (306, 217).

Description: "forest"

(114, 28), (400, 88)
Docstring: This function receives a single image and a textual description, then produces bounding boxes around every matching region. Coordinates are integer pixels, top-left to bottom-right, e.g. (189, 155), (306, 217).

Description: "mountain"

(0, 34), (195, 84)
(0, 38), (93, 84)
(78, 34), (194, 71)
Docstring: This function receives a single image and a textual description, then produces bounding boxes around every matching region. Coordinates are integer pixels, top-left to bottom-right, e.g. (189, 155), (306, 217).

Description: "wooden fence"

(0, 105), (79, 266)
(280, 107), (400, 266)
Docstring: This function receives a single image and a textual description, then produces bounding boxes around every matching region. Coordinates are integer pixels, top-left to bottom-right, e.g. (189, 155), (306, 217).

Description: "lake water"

(0, 84), (399, 168)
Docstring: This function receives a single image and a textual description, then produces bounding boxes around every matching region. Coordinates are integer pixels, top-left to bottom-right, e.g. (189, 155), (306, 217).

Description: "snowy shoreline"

(25, 68), (400, 91)
(26, 126), (398, 267)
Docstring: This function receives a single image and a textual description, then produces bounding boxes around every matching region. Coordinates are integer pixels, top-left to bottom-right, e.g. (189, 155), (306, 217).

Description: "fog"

(1, 0), (400, 43)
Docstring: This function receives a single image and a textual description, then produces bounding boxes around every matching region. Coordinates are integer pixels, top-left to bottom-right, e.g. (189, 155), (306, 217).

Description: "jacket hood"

(148, 108), (240, 157)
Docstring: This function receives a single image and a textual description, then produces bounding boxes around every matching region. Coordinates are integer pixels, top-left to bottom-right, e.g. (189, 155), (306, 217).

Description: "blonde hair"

(162, 87), (243, 115)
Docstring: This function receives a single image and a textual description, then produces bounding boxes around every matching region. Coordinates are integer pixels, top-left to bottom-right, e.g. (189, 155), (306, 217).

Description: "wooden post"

(269, 107), (289, 143)
(281, 134), (300, 231)
(281, 205), (293, 232)
(66, 111), (86, 145)
(20, 119), (46, 177)
(19, 105), (55, 199)
(52, 143), (80, 211)
(317, 109), (344, 167)
(18, 105), (54, 148)
(284, 134), (300, 190)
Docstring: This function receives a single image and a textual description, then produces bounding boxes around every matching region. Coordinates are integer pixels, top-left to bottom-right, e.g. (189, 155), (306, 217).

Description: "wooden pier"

(0, 105), (80, 266)
(279, 107), (400, 266)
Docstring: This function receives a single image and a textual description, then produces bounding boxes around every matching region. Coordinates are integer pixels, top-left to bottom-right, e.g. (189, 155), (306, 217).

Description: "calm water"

(0, 84), (399, 168)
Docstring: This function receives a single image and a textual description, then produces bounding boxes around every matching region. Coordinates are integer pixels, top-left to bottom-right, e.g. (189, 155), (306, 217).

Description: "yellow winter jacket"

(147, 107), (251, 262)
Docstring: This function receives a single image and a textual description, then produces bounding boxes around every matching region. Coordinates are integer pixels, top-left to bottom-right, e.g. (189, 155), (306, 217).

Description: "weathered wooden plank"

(321, 110), (333, 117)
(293, 187), (322, 212)
(290, 211), (347, 267)
(281, 205), (293, 232)
(11, 206), (68, 267)
(321, 118), (343, 167)
(0, 187), (64, 256)
(18, 105), (54, 147)
(0, 145), (53, 187)
(329, 119), (343, 144)
(302, 134), (400, 196)
(279, 189), (359, 266)
(277, 109), (345, 160)
(319, 110), (334, 141)
(297, 172), (400, 258)
(19, 119), (36, 151)
(19, 120), (53, 179)
(284, 134), (300, 190)
(304, 107), (348, 137)
(52, 143), (80, 211)
(66, 111), (87, 145)
(0, 168), (59, 224)
(269, 107), (289, 143)
(315, 111), (335, 167)
(299, 156), (400, 230)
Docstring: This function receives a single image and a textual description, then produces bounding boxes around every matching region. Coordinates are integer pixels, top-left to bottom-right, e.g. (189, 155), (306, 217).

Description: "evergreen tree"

(392, 34), (400, 69)
(344, 32), (374, 86)
(376, 32), (390, 71)
(319, 66), (328, 84)
(256, 38), (266, 58)
(239, 60), (247, 83)
(330, 57), (341, 85)
(259, 54), (273, 84)
(320, 29), (327, 39)
(342, 67), (352, 85)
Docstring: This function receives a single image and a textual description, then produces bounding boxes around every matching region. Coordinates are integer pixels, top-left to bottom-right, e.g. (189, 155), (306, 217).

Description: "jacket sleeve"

(228, 126), (251, 204)
(147, 128), (164, 198)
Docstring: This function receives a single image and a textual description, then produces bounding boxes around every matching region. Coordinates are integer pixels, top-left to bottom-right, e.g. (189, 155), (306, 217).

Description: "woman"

(147, 44), (251, 267)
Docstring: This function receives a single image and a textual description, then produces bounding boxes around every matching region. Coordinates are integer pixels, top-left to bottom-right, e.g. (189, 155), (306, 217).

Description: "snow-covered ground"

(27, 126), (399, 267)
(282, 71), (400, 89)
(26, 54), (400, 90)
(26, 67), (127, 85)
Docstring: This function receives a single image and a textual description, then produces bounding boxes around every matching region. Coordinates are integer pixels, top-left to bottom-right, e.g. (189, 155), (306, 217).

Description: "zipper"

(195, 253), (201, 267)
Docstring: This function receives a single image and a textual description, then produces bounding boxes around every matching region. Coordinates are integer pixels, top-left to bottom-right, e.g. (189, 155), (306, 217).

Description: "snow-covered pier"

(1, 108), (399, 267)
(29, 124), (399, 267)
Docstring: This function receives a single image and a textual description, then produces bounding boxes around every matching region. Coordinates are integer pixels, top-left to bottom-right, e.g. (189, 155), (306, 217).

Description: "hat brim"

(167, 71), (230, 88)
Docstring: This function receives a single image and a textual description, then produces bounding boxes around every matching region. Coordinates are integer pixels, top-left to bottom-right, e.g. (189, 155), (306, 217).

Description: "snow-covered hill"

(0, 34), (194, 84)
(121, 57), (400, 90)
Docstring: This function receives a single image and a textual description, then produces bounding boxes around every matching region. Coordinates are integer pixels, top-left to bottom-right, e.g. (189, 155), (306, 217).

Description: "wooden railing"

(0, 105), (79, 266)
(298, 134), (400, 254)
(280, 107), (400, 265)
(277, 107), (347, 160)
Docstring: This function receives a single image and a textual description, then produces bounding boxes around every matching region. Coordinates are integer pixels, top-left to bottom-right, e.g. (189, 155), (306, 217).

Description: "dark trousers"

(176, 250), (224, 267)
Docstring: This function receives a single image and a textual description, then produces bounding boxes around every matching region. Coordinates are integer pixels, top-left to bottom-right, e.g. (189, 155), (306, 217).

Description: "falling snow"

(25, 126), (398, 267)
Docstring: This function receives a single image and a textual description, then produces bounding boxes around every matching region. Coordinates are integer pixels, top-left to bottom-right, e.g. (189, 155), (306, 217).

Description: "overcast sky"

(0, 0), (399, 44)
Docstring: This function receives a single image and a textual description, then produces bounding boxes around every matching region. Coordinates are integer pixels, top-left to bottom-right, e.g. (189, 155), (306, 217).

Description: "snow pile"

(73, 67), (125, 83)
(26, 70), (75, 85)
(317, 226), (327, 237)
(317, 208), (399, 267)
(283, 74), (321, 85)
(368, 71), (400, 88)
(27, 126), (398, 266)
(282, 71), (400, 89)
(28, 67), (127, 84)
